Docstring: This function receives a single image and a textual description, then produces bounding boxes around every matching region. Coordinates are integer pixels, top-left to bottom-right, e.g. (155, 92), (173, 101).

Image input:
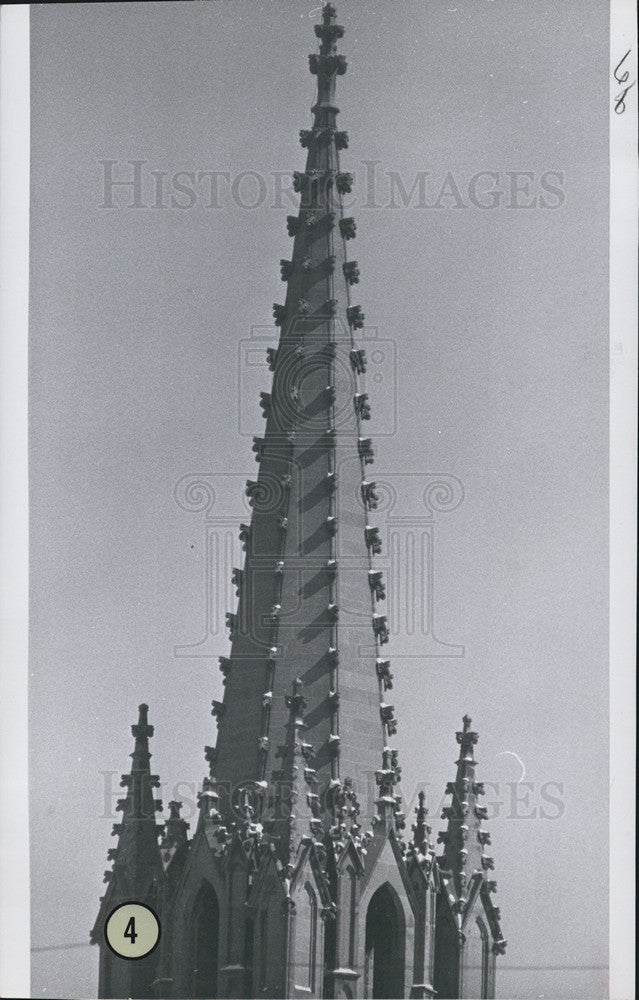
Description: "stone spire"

(437, 715), (495, 906)
(91, 704), (164, 942)
(407, 789), (435, 869)
(433, 717), (507, 998)
(264, 677), (316, 858)
(159, 800), (190, 870)
(210, 0), (400, 859)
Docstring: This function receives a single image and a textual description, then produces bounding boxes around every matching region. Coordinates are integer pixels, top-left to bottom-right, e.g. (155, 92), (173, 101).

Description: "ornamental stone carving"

(365, 525), (382, 554)
(375, 658), (393, 690)
(361, 480), (379, 509)
(259, 391), (271, 416)
(314, 21), (345, 44)
(350, 348), (367, 374)
(346, 304), (365, 329)
(335, 171), (353, 193)
(308, 53), (347, 77)
(373, 614), (389, 643)
(280, 259), (293, 281)
(368, 570), (386, 600)
(343, 260), (360, 284)
(339, 217), (357, 239)
(354, 391), (371, 419)
(358, 437), (375, 464)
(239, 523), (251, 551)
(273, 303), (287, 326)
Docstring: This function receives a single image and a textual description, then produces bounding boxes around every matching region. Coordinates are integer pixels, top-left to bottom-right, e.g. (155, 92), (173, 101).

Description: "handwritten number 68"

(614, 50), (635, 115)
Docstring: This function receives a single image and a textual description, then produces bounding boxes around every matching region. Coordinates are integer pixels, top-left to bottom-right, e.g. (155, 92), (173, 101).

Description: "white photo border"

(0, 2), (636, 997)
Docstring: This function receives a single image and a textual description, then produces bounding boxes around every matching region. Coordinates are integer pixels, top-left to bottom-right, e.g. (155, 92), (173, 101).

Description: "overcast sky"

(29, 2), (609, 997)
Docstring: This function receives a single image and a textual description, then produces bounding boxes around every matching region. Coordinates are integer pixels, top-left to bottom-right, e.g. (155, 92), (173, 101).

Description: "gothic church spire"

(209, 0), (401, 861)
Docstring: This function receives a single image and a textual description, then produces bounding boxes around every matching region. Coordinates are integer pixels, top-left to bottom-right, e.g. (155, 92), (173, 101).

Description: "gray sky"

(30, 2), (609, 997)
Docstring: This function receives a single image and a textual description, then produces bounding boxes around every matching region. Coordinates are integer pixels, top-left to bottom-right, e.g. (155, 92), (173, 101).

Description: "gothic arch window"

(191, 881), (220, 999)
(258, 890), (281, 993)
(323, 892), (337, 998)
(425, 885), (436, 984)
(259, 908), (268, 991)
(244, 914), (255, 998)
(476, 915), (490, 999)
(347, 865), (357, 968)
(364, 882), (406, 999)
(226, 863), (245, 964)
(305, 882), (318, 991)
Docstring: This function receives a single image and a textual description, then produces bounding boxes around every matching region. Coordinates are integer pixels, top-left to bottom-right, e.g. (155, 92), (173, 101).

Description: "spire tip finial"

(132, 702), (153, 740)
(322, 2), (337, 23)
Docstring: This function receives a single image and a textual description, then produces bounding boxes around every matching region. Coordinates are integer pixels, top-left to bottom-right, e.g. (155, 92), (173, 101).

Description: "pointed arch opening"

(191, 881), (220, 999)
(476, 915), (492, 999)
(364, 883), (406, 999)
(305, 882), (319, 991)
